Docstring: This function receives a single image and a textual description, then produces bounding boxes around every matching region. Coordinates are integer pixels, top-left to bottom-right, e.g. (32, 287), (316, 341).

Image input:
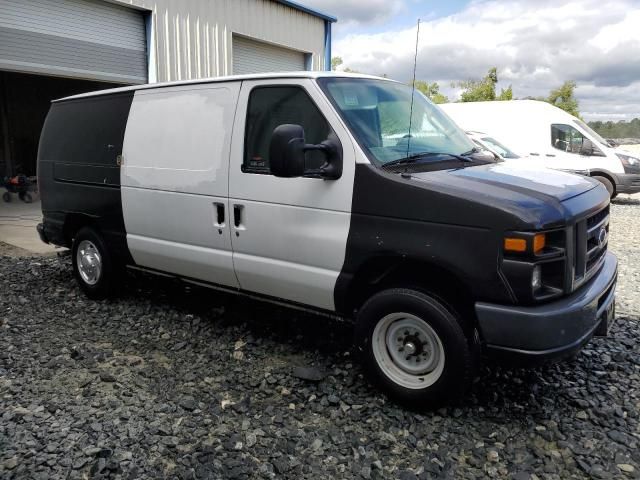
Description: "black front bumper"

(615, 173), (640, 194)
(475, 251), (618, 364)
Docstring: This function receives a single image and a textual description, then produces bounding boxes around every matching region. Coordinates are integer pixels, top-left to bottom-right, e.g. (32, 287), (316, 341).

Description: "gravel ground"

(1, 200), (639, 480)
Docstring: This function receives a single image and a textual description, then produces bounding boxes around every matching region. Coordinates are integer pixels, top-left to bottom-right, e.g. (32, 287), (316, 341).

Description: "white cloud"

(331, 0), (640, 120)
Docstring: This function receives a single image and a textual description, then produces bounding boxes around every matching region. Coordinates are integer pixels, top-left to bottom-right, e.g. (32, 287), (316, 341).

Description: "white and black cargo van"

(37, 72), (618, 407)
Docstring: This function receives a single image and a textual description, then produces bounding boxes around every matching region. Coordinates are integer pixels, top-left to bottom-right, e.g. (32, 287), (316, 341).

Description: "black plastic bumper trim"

(36, 223), (49, 244)
(484, 317), (601, 365)
(475, 251), (617, 356)
(615, 173), (640, 194)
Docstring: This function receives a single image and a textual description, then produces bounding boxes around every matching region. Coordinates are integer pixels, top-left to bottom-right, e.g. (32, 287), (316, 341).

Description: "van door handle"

(233, 204), (244, 228)
(214, 202), (225, 226)
(545, 154), (556, 157)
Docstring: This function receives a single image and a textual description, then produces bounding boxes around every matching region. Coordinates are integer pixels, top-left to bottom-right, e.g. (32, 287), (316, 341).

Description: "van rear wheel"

(355, 288), (474, 408)
(72, 227), (118, 300)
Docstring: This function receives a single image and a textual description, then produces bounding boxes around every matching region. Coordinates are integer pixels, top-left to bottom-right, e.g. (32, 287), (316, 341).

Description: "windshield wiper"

(461, 147), (480, 156)
(382, 151), (475, 170)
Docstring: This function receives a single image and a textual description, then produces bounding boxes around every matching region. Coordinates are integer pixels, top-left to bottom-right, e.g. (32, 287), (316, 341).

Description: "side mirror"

(269, 124), (306, 177)
(269, 124), (342, 179)
(580, 138), (595, 156)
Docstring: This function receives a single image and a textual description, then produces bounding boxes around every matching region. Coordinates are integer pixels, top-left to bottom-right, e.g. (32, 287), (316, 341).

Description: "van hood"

(410, 162), (598, 202)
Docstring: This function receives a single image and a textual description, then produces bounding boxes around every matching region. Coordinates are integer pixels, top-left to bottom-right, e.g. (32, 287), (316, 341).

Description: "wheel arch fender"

(63, 213), (101, 246)
(337, 255), (477, 329)
(589, 169), (617, 185)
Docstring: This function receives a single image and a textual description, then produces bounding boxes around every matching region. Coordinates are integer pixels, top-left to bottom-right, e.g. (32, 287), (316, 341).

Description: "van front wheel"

(592, 175), (615, 198)
(355, 288), (474, 408)
(72, 227), (117, 300)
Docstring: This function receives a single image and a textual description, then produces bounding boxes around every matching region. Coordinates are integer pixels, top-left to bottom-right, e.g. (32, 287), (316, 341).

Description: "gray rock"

(292, 366), (326, 382)
(100, 373), (116, 382)
(179, 396), (198, 411)
(3, 456), (18, 470)
(72, 458), (89, 470)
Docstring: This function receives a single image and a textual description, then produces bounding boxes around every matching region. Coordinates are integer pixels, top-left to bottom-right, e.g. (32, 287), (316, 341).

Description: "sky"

(303, 0), (640, 122)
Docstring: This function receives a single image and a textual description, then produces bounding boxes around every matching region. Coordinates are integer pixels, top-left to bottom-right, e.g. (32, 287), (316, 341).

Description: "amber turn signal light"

(504, 234), (546, 253)
(533, 233), (546, 253)
(504, 237), (527, 252)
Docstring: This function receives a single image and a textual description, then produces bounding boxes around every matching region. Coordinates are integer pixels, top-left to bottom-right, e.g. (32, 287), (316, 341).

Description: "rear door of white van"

(228, 79), (356, 311)
(121, 83), (240, 288)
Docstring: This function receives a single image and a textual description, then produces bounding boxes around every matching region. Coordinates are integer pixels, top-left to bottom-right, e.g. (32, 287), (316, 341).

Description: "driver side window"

(244, 86), (332, 174)
(551, 124), (585, 154)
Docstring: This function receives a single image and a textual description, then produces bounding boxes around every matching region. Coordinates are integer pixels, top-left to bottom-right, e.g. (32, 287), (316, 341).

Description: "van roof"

(54, 71), (393, 103)
(441, 99), (577, 123)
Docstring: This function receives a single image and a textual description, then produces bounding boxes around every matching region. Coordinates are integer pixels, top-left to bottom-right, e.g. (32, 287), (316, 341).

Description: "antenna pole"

(406, 18), (420, 160)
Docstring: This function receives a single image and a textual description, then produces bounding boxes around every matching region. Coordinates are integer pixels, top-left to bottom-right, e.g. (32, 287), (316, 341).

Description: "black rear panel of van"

(37, 92), (134, 259)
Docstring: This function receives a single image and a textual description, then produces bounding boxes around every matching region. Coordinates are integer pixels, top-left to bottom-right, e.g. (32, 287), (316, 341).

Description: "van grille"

(574, 205), (609, 289)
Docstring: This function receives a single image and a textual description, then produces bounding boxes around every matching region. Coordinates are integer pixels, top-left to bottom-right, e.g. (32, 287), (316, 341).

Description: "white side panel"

(122, 83), (241, 287)
(232, 200), (350, 309)
(232, 35), (306, 75)
(229, 79), (356, 310)
(123, 84), (239, 194)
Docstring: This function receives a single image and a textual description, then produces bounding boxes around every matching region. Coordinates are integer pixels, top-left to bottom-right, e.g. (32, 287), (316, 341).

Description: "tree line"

(330, 57), (639, 138)
(588, 119), (640, 139)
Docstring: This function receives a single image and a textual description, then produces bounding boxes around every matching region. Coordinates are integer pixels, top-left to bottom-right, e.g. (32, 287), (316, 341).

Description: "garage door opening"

(0, 71), (120, 177)
(233, 35), (308, 75)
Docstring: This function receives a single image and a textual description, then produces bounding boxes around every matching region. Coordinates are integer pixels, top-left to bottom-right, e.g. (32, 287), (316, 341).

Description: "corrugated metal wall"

(115, 0), (327, 82)
(0, 0), (147, 83)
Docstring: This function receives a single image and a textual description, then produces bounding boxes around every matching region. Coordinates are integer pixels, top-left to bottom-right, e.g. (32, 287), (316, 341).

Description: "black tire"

(592, 175), (615, 198)
(355, 288), (475, 408)
(19, 191), (33, 203)
(2, 192), (11, 203)
(71, 227), (118, 300)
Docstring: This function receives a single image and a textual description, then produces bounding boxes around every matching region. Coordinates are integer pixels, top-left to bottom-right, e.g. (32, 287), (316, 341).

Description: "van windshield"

(573, 119), (610, 148)
(480, 136), (520, 159)
(318, 78), (475, 166)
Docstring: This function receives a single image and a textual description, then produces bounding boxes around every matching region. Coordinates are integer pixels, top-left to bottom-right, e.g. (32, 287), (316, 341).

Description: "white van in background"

(465, 130), (592, 177)
(466, 130), (522, 160)
(441, 100), (640, 198)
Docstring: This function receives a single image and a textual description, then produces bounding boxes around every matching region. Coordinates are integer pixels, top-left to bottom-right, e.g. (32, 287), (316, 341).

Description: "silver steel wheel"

(76, 240), (102, 286)
(372, 312), (445, 389)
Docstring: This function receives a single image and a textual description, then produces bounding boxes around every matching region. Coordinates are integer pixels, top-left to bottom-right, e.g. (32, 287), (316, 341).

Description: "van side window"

(244, 86), (332, 174)
(551, 124), (586, 154)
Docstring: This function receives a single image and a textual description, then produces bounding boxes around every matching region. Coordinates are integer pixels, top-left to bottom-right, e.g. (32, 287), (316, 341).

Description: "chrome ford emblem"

(598, 227), (607, 248)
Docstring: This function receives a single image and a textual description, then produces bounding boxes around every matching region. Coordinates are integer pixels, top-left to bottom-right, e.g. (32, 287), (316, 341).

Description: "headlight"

(617, 153), (639, 166)
(532, 265), (542, 291)
(617, 153), (640, 173)
(501, 229), (566, 304)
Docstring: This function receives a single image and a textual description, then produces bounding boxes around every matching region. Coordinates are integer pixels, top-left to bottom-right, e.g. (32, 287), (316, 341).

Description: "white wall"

(113, 0), (327, 82)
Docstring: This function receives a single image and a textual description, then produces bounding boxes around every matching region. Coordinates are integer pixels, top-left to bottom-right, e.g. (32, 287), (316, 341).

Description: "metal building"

(0, 0), (335, 178)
